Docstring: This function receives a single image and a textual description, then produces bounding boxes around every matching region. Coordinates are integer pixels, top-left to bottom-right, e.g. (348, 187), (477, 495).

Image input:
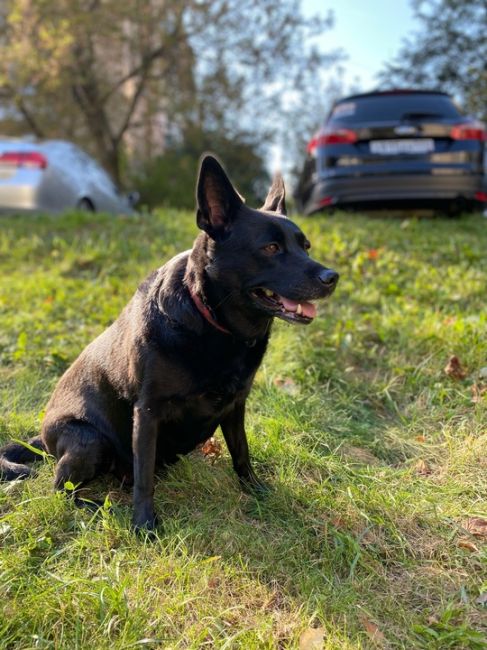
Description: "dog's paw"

(132, 509), (159, 536)
(73, 496), (106, 513)
(239, 474), (271, 498)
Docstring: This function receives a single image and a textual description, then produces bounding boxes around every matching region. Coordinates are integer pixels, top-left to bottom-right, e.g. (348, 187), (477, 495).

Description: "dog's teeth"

(296, 303), (302, 315)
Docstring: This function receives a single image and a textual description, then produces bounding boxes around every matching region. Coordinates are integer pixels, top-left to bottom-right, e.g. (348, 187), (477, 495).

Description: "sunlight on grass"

(0, 209), (486, 648)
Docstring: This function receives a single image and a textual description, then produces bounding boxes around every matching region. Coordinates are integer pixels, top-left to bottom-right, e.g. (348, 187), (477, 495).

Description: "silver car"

(0, 137), (138, 214)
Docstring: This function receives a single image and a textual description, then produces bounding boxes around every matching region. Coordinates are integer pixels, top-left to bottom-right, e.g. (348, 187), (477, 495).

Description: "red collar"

(189, 288), (231, 334)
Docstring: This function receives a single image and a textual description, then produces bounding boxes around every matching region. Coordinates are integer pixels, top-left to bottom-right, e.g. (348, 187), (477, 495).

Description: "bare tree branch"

(100, 45), (167, 104)
(114, 68), (150, 143)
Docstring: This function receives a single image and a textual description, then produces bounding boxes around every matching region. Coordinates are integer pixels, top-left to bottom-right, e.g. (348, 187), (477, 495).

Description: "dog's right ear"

(261, 172), (287, 216)
(196, 155), (243, 240)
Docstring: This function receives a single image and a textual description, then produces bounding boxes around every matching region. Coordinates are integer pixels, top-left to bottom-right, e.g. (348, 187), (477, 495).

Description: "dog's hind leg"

(44, 422), (113, 491)
(0, 436), (46, 481)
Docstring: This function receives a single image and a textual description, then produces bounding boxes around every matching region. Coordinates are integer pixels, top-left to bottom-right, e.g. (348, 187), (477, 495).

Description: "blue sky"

(302, 0), (418, 90)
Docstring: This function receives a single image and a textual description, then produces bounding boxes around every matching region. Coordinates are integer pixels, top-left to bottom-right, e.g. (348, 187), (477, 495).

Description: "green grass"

(0, 208), (486, 649)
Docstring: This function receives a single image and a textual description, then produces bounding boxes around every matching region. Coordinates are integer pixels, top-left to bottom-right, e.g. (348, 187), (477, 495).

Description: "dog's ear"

(261, 173), (287, 216)
(196, 154), (243, 240)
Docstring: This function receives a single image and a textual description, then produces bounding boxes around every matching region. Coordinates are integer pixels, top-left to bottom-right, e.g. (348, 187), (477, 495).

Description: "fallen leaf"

(367, 248), (379, 260)
(457, 538), (479, 553)
(414, 459), (432, 476)
(331, 516), (346, 529)
(0, 523), (12, 536)
(360, 616), (385, 646)
(200, 437), (222, 459)
(471, 383), (487, 404)
(274, 376), (299, 396)
(360, 529), (381, 546)
(299, 627), (326, 650)
(444, 355), (467, 380)
(475, 592), (487, 606)
(340, 445), (380, 466)
(415, 435), (426, 443)
(463, 517), (487, 538)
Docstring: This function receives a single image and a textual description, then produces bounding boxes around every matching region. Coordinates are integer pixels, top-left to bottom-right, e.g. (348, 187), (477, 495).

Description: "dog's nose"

(318, 269), (339, 288)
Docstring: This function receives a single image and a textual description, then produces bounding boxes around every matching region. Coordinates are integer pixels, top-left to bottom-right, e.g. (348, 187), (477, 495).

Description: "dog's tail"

(0, 436), (47, 481)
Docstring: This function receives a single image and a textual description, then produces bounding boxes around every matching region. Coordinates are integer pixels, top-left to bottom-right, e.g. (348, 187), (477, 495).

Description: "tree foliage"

(0, 1), (339, 189)
(379, 0), (487, 120)
(133, 127), (270, 210)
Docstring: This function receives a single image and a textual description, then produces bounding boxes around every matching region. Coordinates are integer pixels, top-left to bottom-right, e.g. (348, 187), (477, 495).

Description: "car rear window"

(328, 94), (462, 124)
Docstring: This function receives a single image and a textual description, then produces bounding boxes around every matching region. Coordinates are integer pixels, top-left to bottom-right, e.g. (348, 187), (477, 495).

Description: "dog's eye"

(262, 243), (280, 255)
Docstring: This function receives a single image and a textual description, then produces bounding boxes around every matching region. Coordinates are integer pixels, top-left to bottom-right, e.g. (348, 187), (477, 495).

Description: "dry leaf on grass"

(360, 616), (385, 646)
(463, 517), (487, 538)
(273, 376), (299, 396)
(340, 445), (381, 466)
(360, 528), (382, 547)
(444, 355), (467, 380)
(200, 437), (222, 459)
(299, 627), (326, 650)
(475, 592), (487, 606)
(415, 434), (426, 443)
(331, 516), (346, 529)
(471, 382), (487, 404)
(414, 459), (432, 476)
(457, 538), (479, 553)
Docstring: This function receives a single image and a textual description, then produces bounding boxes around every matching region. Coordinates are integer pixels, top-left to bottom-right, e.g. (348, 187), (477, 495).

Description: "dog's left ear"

(261, 173), (287, 216)
(196, 154), (243, 240)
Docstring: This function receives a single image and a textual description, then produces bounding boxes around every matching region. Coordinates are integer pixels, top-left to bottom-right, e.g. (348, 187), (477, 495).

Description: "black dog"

(0, 155), (338, 530)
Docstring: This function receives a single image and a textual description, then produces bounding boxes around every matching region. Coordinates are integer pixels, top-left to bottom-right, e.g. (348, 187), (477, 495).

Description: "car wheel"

(77, 198), (95, 212)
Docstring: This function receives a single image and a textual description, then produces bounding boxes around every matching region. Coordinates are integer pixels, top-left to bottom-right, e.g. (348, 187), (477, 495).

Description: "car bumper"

(305, 174), (487, 214)
(0, 184), (40, 213)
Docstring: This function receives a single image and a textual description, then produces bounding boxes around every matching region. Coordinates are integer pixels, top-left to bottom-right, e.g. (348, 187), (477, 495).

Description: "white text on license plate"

(369, 139), (435, 154)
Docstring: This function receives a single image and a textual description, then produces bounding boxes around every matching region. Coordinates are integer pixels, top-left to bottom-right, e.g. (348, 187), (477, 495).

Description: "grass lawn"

(0, 208), (486, 649)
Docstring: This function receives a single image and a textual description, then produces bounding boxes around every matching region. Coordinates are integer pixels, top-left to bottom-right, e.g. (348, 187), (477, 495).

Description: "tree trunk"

(99, 142), (122, 187)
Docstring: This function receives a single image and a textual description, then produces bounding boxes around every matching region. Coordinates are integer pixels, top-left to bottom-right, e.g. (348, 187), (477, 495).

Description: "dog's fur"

(0, 155), (338, 529)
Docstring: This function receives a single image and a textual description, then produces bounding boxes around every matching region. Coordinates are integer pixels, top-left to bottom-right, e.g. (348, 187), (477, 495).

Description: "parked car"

(295, 89), (487, 215)
(0, 137), (138, 215)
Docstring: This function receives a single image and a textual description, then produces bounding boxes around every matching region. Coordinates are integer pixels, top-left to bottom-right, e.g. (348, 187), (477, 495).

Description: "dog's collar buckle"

(189, 289), (231, 335)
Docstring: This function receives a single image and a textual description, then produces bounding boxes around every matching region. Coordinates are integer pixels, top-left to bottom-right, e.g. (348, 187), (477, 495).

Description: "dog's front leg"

(132, 403), (158, 531)
(220, 400), (268, 494)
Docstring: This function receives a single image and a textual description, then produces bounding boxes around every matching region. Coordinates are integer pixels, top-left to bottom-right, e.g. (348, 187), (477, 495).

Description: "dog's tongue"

(280, 297), (316, 319)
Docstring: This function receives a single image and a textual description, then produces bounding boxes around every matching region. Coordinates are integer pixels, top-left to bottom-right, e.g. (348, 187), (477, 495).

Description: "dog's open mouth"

(250, 288), (317, 324)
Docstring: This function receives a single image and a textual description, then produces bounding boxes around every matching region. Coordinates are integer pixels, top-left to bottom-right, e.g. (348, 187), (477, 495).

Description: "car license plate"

(370, 139), (435, 154)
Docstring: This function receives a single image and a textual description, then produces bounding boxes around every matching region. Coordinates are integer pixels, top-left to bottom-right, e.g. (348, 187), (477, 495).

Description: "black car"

(295, 89), (487, 215)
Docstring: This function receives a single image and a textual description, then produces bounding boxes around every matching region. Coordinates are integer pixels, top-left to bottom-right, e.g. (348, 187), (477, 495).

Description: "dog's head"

(194, 154), (338, 325)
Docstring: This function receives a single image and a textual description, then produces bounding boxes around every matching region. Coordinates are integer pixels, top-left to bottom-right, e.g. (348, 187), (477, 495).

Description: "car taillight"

(318, 196), (336, 207)
(450, 123), (486, 141)
(307, 128), (357, 154)
(0, 151), (48, 169)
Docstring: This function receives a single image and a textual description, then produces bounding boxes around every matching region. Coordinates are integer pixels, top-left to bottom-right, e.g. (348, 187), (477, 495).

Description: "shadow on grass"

(2, 441), (482, 648)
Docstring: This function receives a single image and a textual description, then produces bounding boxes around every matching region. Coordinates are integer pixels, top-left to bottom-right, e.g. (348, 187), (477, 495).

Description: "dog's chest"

(178, 348), (257, 414)
(152, 338), (265, 423)
(153, 346), (261, 462)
